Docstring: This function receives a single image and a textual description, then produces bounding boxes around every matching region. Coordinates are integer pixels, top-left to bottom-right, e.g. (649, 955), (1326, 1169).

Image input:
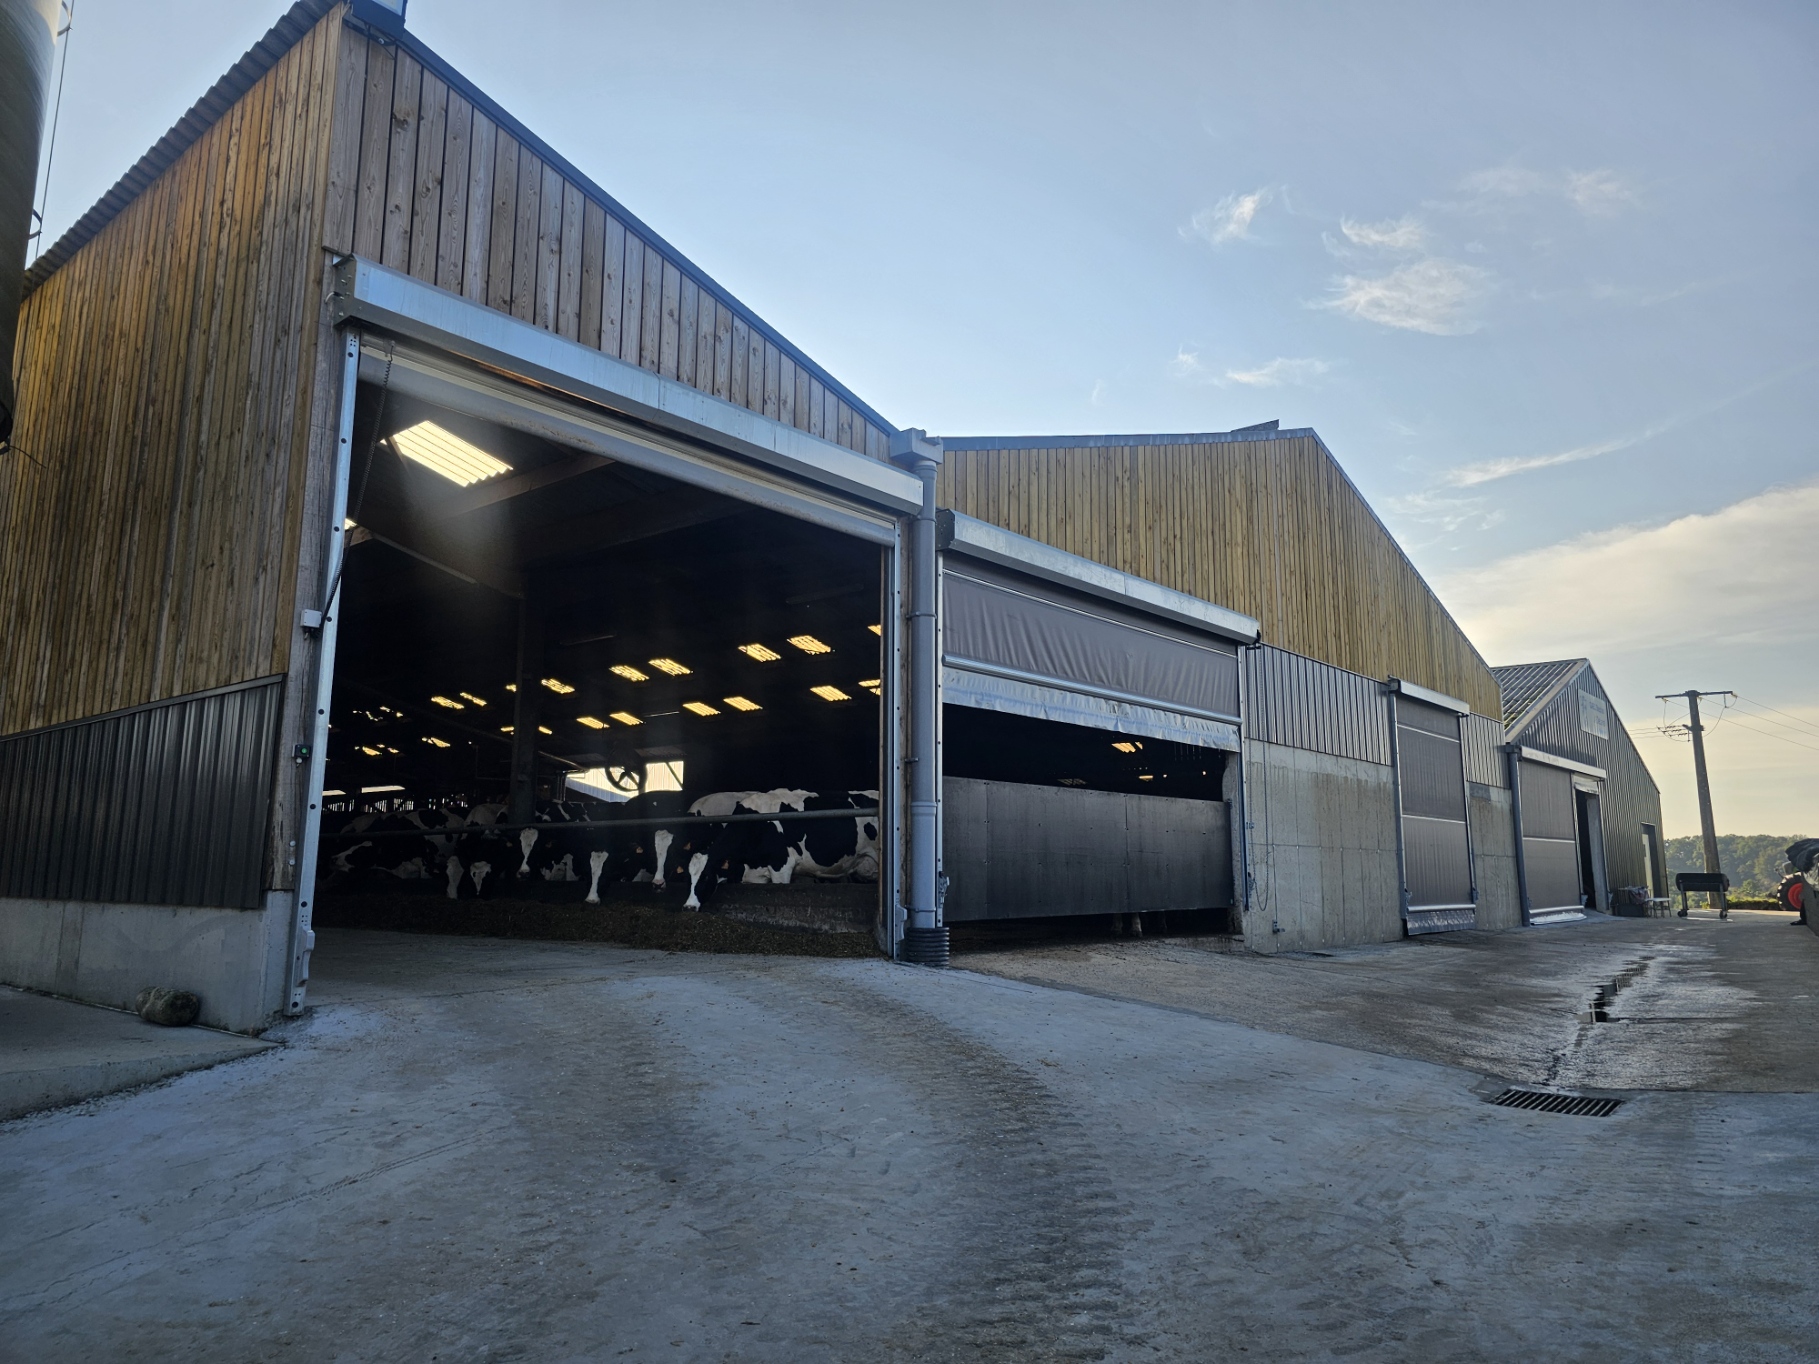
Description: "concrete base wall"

(1239, 740), (1402, 953)
(1470, 784), (1521, 932)
(0, 894), (293, 1033)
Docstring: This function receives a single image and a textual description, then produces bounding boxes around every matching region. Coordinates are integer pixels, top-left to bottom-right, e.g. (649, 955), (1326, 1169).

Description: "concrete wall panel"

(0, 895), (292, 1033)
(1240, 739), (1401, 952)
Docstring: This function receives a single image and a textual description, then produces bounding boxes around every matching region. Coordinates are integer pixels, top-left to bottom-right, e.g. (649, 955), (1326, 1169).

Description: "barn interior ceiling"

(328, 386), (885, 804)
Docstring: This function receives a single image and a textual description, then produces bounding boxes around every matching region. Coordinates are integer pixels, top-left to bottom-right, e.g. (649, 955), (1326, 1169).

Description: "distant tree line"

(1664, 834), (1809, 896)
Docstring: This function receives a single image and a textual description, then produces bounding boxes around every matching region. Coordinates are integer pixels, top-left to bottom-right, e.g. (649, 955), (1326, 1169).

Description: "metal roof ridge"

(20, 0), (896, 439)
(23, 0), (339, 294)
(935, 425), (1314, 451)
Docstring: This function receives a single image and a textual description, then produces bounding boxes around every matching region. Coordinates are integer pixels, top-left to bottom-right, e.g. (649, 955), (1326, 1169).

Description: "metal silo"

(0, 0), (58, 443)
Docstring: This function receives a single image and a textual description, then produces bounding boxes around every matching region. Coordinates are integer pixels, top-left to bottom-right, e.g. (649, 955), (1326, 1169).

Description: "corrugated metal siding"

(1461, 713), (1507, 788)
(1243, 646), (1390, 766)
(1508, 664), (1663, 892)
(0, 679), (283, 909)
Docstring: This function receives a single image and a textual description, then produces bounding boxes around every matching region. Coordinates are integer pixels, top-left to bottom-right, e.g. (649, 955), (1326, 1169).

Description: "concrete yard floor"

(1, 917), (1814, 1362)
(958, 909), (1819, 1093)
(0, 986), (272, 1122)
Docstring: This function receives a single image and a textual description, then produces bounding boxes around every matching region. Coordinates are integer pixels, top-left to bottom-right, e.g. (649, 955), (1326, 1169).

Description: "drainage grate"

(1491, 1087), (1623, 1117)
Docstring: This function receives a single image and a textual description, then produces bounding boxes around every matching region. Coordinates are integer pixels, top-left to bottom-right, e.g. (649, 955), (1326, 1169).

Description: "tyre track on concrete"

(725, 966), (1146, 1362)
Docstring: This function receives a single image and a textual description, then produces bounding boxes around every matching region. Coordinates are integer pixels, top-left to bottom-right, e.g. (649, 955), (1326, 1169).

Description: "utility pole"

(1656, 689), (1734, 914)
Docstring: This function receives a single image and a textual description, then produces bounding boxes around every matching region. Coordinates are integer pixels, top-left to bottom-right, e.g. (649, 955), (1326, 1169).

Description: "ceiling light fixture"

(810, 684), (851, 702)
(738, 643), (781, 662)
(459, 692), (487, 707)
(610, 664), (649, 682)
(577, 716), (607, 730)
(390, 420), (512, 486)
(1111, 741), (1140, 753)
(423, 736), (451, 748)
(868, 624), (882, 636)
(609, 711), (642, 726)
(859, 679), (882, 696)
(430, 695), (464, 710)
(361, 784), (406, 794)
(788, 635), (832, 655)
(648, 658), (691, 676)
(537, 726), (553, 735)
(722, 696), (761, 712)
(682, 701), (720, 717)
(541, 677), (575, 694)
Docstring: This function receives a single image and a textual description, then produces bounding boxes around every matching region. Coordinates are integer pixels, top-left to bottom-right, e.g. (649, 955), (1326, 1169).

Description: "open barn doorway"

(941, 706), (1234, 944)
(308, 380), (890, 955)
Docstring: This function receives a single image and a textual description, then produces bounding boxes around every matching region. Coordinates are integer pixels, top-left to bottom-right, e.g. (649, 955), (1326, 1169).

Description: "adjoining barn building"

(1494, 660), (1667, 921)
(0, 0), (1660, 1031)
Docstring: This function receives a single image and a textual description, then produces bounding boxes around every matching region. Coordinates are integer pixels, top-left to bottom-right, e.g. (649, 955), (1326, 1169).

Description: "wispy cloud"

(1438, 481), (1819, 661)
(1170, 350), (1329, 388)
(1438, 481), (1819, 833)
(1451, 164), (1640, 218)
(1565, 169), (1639, 217)
(1339, 215), (1426, 251)
(1382, 488), (1504, 535)
(1439, 358), (1819, 487)
(1186, 187), (1272, 246)
(1319, 258), (1489, 334)
(1224, 357), (1330, 388)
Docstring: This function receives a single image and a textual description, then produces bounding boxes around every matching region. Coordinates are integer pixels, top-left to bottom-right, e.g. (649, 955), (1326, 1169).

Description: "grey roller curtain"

(1519, 758), (1582, 913)
(943, 564), (1239, 722)
(1396, 696), (1473, 910)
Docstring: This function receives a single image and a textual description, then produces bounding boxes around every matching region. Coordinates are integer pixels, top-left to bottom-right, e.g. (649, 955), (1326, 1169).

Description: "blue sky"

(31, 0), (1819, 834)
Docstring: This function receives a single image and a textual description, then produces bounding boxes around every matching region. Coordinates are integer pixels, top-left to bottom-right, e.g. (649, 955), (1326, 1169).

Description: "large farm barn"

(0, 0), (1664, 1030)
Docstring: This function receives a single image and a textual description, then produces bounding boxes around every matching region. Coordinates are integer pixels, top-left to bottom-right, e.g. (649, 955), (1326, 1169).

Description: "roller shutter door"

(1519, 758), (1583, 916)
(1395, 696), (1475, 933)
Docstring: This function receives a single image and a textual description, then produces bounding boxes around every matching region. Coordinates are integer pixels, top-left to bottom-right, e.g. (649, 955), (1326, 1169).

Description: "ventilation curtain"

(942, 563), (1240, 723)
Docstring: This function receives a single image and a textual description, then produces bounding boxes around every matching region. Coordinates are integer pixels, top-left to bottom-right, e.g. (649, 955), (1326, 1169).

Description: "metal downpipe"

(892, 429), (947, 966)
(0, 0), (59, 444)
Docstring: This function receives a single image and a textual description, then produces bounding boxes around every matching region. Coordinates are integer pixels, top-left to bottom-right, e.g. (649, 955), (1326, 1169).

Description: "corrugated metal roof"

(23, 0), (339, 295)
(1493, 659), (1587, 731)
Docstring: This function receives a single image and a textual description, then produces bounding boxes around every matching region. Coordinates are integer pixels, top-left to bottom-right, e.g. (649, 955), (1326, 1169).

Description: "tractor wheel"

(1778, 874), (1807, 921)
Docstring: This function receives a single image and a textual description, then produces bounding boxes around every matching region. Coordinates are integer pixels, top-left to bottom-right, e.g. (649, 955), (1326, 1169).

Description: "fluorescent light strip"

(738, 643), (781, 662)
(683, 701), (720, 717)
(610, 665), (649, 682)
(390, 420), (512, 487)
(811, 685), (851, 702)
(648, 658), (691, 676)
(723, 696), (761, 712)
(788, 635), (832, 655)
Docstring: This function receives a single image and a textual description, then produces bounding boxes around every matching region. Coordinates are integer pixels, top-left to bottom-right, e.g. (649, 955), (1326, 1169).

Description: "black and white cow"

(330, 808), (465, 888)
(442, 803), (511, 900)
(679, 789), (880, 910)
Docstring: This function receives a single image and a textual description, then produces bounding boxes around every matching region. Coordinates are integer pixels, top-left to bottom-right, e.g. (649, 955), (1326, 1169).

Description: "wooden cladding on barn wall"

(323, 28), (889, 463)
(935, 437), (1502, 718)
(0, 12), (345, 736)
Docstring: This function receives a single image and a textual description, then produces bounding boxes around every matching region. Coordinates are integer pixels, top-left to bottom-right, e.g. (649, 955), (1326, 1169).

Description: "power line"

(1709, 715), (1819, 755)
(1727, 708), (1819, 747)
(1734, 695), (1819, 741)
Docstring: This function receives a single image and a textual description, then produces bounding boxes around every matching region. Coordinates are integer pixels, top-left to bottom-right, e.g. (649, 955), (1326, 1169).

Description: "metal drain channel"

(1491, 1087), (1623, 1117)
